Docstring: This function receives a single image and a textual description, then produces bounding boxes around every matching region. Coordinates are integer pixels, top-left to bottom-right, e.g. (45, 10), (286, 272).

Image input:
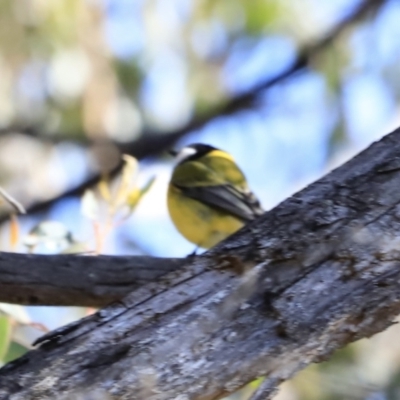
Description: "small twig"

(0, 186), (26, 214)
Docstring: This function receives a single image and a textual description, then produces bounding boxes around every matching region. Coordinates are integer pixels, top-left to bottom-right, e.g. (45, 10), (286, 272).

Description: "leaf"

(249, 377), (264, 389)
(140, 175), (156, 197)
(0, 303), (31, 325)
(61, 241), (89, 254)
(81, 189), (100, 221)
(23, 221), (74, 252)
(113, 154), (138, 210)
(3, 341), (29, 364)
(126, 176), (156, 211)
(243, 0), (281, 34)
(121, 154), (138, 176)
(126, 188), (141, 210)
(0, 316), (12, 361)
(98, 176), (112, 203)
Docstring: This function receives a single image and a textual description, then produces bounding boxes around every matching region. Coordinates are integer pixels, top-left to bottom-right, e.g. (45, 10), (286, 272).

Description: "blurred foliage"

(0, 155), (151, 366)
(81, 154), (155, 252)
(0, 0), (399, 204)
(0, 0), (400, 399)
(0, 316), (12, 361)
(3, 341), (29, 364)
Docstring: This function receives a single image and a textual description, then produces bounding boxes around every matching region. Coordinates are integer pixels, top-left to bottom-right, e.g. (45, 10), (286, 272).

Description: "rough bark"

(0, 253), (185, 306)
(2, 129), (400, 400)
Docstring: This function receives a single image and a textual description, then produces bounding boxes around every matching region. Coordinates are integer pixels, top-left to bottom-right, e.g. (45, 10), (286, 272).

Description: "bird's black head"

(187, 143), (218, 157)
(169, 143), (218, 164)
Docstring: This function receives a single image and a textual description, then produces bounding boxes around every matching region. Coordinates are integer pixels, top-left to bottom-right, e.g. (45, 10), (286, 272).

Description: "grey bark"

(0, 253), (185, 306)
(2, 129), (400, 400)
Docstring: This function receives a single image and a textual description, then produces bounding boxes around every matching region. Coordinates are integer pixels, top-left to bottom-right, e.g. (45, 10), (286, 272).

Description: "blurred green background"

(0, 0), (400, 399)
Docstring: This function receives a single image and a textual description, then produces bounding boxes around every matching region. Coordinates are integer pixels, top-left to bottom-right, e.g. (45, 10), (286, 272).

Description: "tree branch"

(0, 252), (186, 307)
(1, 127), (400, 399)
(0, 0), (384, 225)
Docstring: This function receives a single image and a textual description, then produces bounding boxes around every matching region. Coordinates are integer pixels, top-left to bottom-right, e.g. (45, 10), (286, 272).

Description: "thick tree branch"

(1, 128), (400, 399)
(0, 253), (186, 307)
(0, 0), (384, 226)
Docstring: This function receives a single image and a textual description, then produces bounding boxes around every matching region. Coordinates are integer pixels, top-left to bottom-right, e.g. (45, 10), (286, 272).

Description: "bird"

(167, 143), (264, 249)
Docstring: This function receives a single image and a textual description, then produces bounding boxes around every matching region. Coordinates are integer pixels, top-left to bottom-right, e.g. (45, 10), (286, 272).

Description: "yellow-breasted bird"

(167, 143), (264, 249)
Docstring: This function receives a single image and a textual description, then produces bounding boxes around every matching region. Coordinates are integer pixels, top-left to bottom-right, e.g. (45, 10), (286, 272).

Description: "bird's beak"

(168, 149), (178, 157)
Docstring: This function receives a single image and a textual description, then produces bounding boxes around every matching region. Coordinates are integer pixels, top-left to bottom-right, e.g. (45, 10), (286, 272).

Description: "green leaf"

(0, 316), (12, 361)
(126, 176), (156, 211)
(81, 189), (100, 221)
(3, 341), (29, 364)
(113, 154), (139, 210)
(114, 60), (143, 94)
(242, 0), (281, 34)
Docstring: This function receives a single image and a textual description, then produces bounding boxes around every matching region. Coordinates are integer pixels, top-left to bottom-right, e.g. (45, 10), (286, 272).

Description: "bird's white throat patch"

(175, 147), (197, 164)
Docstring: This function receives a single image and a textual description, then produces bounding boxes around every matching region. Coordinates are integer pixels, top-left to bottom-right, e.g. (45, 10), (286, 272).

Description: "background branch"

(0, 0), (384, 225)
(1, 127), (400, 399)
(0, 252), (186, 307)
(0, 130), (189, 223)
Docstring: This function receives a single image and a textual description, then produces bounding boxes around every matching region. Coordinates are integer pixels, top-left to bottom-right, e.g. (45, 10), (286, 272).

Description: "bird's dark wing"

(177, 184), (263, 222)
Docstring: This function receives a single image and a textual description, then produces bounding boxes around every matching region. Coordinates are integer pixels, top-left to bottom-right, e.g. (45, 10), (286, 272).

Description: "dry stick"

(0, 186), (26, 215)
(1, 127), (400, 399)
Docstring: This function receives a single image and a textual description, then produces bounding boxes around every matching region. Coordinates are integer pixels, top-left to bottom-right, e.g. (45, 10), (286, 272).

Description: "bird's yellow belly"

(167, 186), (244, 249)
